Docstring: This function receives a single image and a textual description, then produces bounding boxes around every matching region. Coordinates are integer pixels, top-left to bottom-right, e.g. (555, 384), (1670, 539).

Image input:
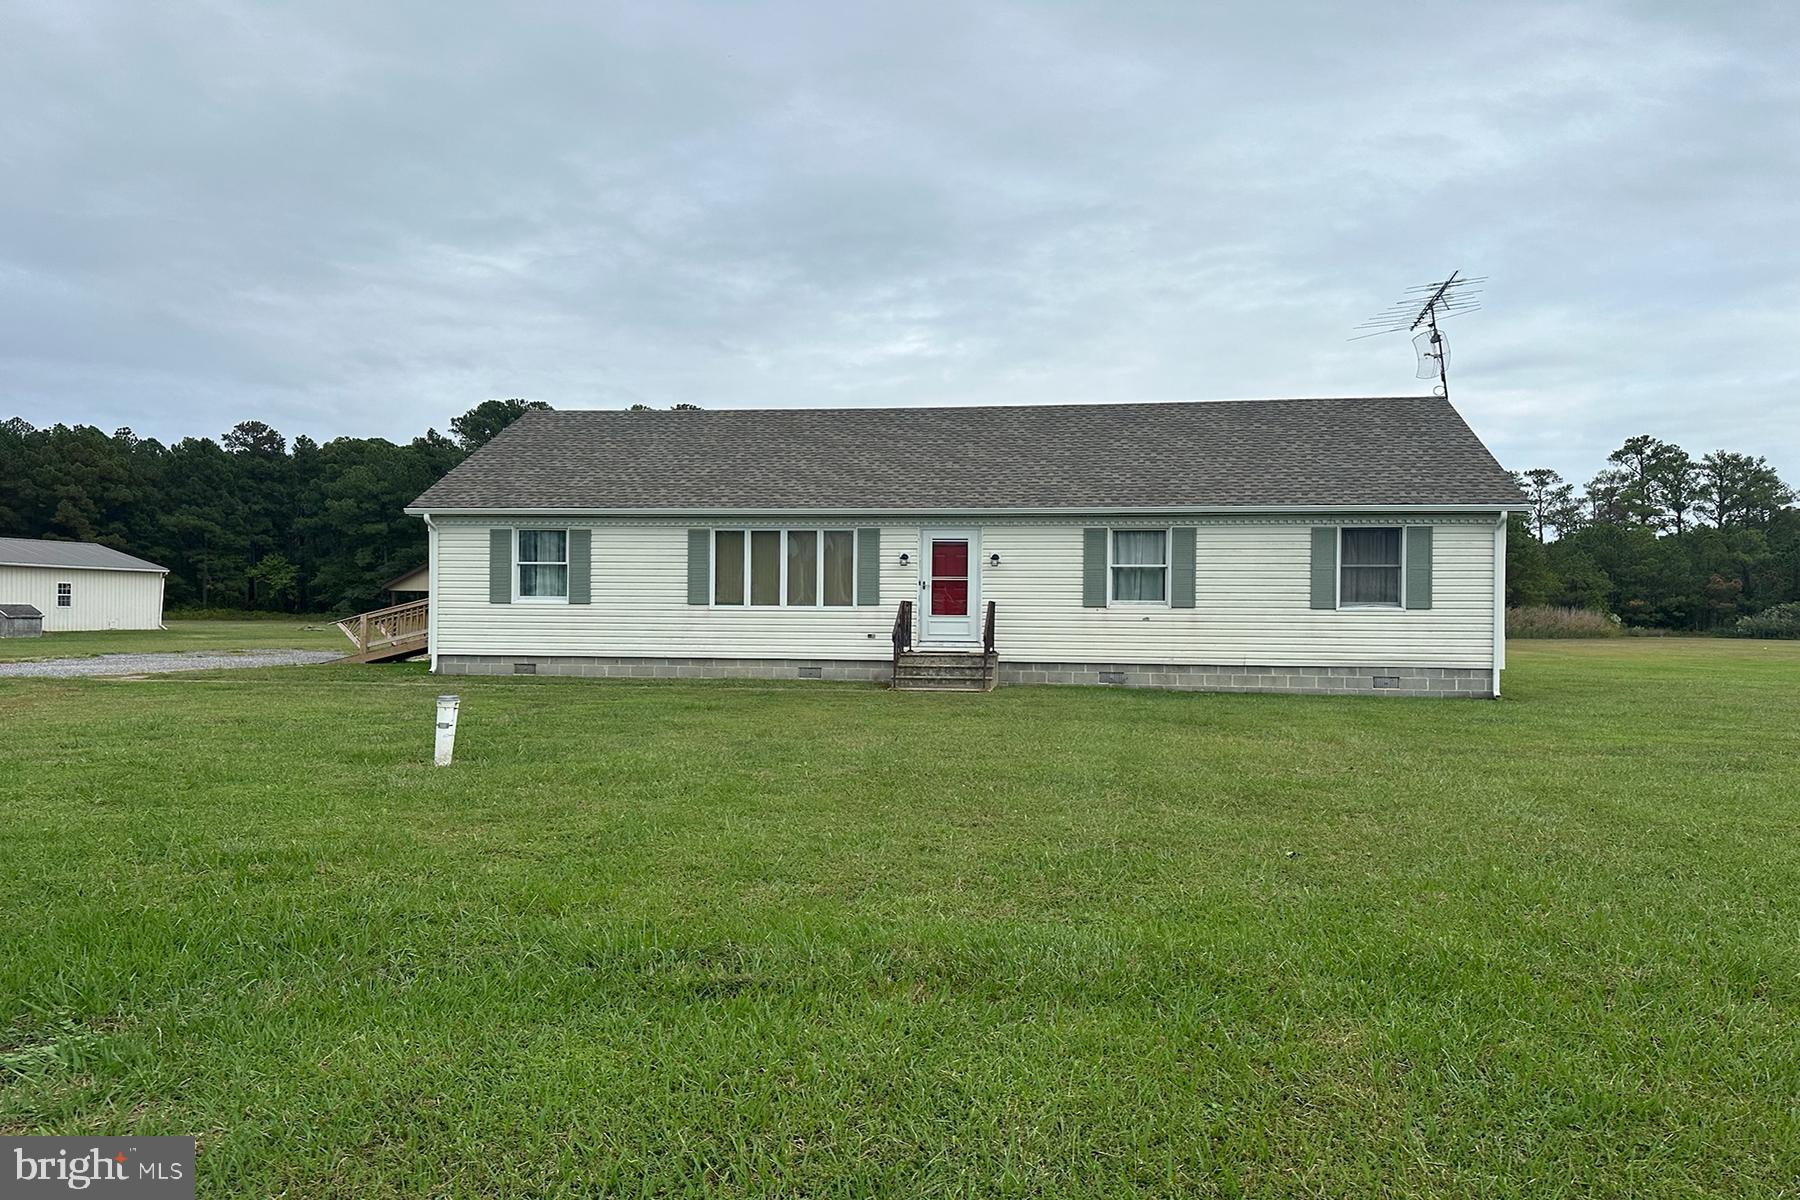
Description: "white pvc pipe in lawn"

(434, 694), (460, 766)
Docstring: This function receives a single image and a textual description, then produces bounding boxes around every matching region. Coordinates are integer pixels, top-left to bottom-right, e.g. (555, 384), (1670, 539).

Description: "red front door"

(931, 539), (969, 617)
(921, 532), (979, 642)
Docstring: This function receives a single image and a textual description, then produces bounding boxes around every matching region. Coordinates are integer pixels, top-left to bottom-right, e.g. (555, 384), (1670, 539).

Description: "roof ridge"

(526, 395), (1447, 419)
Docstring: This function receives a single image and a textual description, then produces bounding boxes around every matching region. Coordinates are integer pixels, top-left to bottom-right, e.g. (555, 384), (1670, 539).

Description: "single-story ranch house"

(0, 536), (167, 632)
(405, 397), (1527, 697)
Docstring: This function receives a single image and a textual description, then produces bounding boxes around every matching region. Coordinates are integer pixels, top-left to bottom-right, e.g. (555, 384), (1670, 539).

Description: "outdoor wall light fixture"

(898, 552), (910, 566)
(989, 553), (1001, 566)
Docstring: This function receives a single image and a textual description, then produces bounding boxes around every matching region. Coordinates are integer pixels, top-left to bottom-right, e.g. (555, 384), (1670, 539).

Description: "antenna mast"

(1352, 271), (1484, 398)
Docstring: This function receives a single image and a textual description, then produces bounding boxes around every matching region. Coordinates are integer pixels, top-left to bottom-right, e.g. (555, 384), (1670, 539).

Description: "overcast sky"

(2, 1), (1796, 484)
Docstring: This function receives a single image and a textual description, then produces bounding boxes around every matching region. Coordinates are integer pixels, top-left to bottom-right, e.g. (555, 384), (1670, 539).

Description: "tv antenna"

(1351, 271), (1484, 398)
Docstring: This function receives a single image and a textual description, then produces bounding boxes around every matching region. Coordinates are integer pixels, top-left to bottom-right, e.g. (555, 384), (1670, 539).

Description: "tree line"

(1508, 437), (1798, 630)
(5, 399), (1795, 630)
(0, 399), (548, 614)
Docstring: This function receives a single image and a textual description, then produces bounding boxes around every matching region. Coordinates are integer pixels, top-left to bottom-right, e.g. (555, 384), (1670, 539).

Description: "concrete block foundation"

(434, 654), (1495, 697)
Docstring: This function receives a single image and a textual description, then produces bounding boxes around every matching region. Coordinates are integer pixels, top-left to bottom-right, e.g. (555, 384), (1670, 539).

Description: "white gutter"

(424, 513), (439, 674)
(405, 502), (1530, 518)
(1492, 513), (1507, 698)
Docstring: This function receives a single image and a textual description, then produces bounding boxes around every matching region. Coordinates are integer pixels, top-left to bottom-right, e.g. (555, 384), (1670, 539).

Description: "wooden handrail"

(336, 596), (429, 652)
(891, 600), (913, 674)
(350, 597), (431, 624)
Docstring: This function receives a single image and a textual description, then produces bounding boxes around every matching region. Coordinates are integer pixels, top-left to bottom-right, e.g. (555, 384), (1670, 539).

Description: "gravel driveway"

(0, 649), (342, 678)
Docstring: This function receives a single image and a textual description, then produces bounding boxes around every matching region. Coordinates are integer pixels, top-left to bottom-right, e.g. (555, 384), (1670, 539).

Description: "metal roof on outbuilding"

(0, 537), (168, 572)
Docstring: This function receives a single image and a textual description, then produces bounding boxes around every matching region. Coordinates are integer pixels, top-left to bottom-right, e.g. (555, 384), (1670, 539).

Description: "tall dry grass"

(1507, 606), (1622, 638)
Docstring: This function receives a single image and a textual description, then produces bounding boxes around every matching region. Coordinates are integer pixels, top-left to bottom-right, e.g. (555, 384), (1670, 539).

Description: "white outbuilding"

(0, 537), (167, 631)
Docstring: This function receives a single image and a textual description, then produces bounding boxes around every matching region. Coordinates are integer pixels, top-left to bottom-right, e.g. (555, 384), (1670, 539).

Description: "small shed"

(0, 603), (44, 638)
(381, 563), (429, 603)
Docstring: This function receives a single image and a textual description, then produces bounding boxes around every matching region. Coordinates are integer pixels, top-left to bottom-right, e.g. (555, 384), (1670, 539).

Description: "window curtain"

(1113, 568), (1163, 601)
(517, 529), (567, 597)
(823, 531), (855, 607)
(714, 530), (745, 605)
(518, 565), (567, 597)
(1340, 528), (1401, 605)
(1113, 530), (1167, 602)
(749, 531), (781, 606)
(786, 531), (818, 606)
(1113, 530), (1165, 565)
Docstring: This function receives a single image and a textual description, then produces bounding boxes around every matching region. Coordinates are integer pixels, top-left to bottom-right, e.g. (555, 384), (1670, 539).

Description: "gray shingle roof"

(0, 603), (43, 619)
(409, 397), (1525, 512)
(0, 537), (167, 572)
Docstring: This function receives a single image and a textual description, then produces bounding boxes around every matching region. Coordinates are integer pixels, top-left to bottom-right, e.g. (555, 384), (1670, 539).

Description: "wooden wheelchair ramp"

(336, 598), (429, 663)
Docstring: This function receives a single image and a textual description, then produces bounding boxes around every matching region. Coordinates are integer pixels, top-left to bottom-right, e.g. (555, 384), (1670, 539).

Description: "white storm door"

(919, 530), (979, 643)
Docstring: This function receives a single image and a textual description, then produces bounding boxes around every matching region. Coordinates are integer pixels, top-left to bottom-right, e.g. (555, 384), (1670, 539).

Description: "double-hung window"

(713, 529), (855, 607)
(516, 529), (569, 601)
(1339, 527), (1402, 607)
(1111, 530), (1168, 603)
(56, 582), (72, 608)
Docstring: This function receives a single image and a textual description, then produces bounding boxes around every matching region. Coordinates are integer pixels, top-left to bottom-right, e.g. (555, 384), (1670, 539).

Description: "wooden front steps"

(336, 597), (429, 664)
(892, 650), (998, 692)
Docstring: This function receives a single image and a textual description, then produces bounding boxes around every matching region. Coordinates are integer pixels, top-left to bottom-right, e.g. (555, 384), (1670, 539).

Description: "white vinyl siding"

(987, 520), (1492, 667)
(431, 514), (1498, 669)
(438, 519), (917, 661)
(0, 565), (165, 632)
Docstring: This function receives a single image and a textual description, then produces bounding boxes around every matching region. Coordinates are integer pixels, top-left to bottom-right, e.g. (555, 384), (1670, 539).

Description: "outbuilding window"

(56, 582), (72, 607)
(713, 529), (855, 607)
(1110, 530), (1169, 604)
(1339, 527), (1402, 607)
(516, 530), (569, 601)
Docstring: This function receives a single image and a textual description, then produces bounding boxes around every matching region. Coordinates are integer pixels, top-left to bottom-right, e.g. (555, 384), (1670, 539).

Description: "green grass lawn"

(2, 640), (1797, 1196)
(0, 618), (346, 661)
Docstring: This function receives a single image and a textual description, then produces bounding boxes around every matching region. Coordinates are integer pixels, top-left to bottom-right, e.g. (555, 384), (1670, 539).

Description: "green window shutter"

(489, 528), (512, 605)
(856, 528), (881, 606)
(1405, 526), (1433, 610)
(568, 529), (591, 605)
(1309, 527), (1337, 610)
(1170, 527), (1197, 609)
(1082, 528), (1108, 608)
(686, 529), (710, 605)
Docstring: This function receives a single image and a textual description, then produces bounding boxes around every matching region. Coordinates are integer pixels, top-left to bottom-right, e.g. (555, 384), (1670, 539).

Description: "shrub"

(1727, 602), (1800, 640)
(1506, 606), (1623, 639)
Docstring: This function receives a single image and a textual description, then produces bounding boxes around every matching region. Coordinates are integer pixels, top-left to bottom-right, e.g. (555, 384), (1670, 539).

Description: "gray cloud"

(2, 0), (1796, 485)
